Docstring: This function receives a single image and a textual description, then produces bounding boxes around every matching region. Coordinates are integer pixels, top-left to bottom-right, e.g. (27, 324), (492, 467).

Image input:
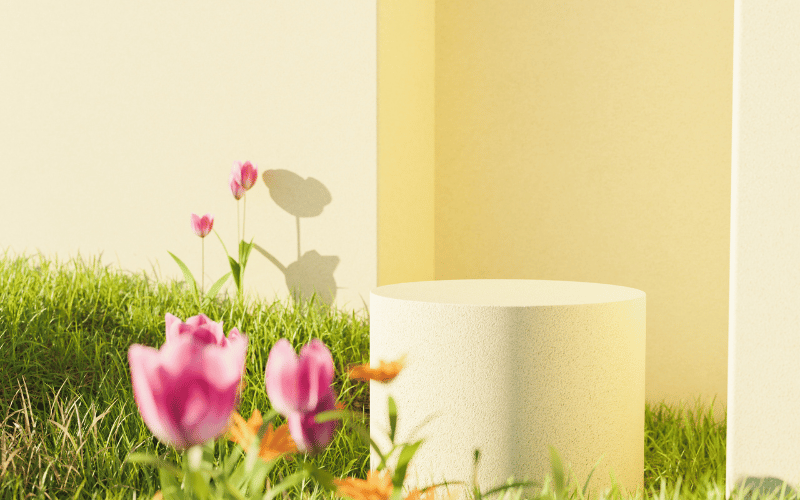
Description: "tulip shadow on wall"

(253, 169), (342, 310)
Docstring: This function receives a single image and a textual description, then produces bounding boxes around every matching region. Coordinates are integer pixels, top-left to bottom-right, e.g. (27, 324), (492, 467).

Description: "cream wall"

(0, 2), (377, 320)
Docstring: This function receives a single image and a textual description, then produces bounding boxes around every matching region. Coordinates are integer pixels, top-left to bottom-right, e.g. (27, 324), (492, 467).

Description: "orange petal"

(333, 469), (396, 500)
(347, 354), (407, 383)
(332, 469), (430, 500)
(229, 409), (302, 463)
(257, 422), (300, 462)
(224, 411), (253, 445)
(226, 409), (266, 451)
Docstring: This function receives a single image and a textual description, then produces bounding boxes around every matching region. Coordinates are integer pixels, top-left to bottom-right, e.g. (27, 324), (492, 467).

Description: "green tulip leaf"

(393, 440), (424, 491)
(228, 257), (242, 291)
(313, 409), (348, 424)
(205, 271), (232, 302)
(388, 396), (398, 443)
(167, 251), (199, 297)
(239, 238), (255, 269)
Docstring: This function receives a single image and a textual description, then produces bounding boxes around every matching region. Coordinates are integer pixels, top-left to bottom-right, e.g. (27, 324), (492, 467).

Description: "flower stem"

(187, 445), (203, 471)
(201, 238), (205, 296)
(241, 192), (247, 295)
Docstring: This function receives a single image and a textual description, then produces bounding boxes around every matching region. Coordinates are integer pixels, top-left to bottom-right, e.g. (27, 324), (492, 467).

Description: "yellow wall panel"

(434, 1), (733, 425)
(378, 0), (436, 288)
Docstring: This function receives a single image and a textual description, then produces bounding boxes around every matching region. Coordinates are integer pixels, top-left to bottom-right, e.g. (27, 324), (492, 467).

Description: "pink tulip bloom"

(229, 173), (246, 200)
(231, 161), (258, 191)
(128, 313), (248, 451)
(265, 338), (340, 454)
(190, 213), (214, 238)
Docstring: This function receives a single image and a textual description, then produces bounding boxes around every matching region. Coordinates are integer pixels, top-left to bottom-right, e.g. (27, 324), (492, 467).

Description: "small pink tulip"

(231, 161), (258, 191)
(128, 313), (248, 451)
(265, 338), (340, 454)
(229, 173), (246, 200)
(190, 213), (214, 238)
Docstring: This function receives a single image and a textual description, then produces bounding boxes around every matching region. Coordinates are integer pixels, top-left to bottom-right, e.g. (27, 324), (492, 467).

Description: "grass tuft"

(0, 247), (786, 500)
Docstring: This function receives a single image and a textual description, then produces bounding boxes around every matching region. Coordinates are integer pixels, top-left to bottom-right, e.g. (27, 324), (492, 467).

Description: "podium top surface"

(371, 279), (645, 307)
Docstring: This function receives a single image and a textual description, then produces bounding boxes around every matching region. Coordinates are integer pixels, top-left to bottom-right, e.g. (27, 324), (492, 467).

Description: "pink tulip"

(231, 161), (258, 191)
(128, 313), (248, 451)
(190, 213), (214, 238)
(229, 173), (246, 200)
(265, 338), (340, 454)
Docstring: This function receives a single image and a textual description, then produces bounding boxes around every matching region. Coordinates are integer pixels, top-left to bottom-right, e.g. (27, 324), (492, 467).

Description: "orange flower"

(347, 354), (407, 383)
(333, 469), (463, 500)
(225, 402), (347, 463)
(224, 408), (300, 462)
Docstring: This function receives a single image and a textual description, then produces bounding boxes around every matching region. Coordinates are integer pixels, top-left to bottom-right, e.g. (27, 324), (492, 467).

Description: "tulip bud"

(231, 161), (258, 191)
(265, 338), (340, 454)
(229, 173), (245, 200)
(190, 213), (214, 238)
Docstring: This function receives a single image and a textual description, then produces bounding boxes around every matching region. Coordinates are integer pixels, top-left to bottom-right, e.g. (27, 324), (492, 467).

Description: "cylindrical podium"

(369, 279), (646, 500)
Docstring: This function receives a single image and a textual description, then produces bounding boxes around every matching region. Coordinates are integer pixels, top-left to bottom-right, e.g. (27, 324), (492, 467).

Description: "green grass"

(0, 247), (793, 500)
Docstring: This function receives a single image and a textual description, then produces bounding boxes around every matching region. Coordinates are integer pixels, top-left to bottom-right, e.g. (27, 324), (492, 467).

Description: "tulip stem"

(240, 192), (247, 300)
(187, 445), (203, 471)
(201, 238), (205, 296)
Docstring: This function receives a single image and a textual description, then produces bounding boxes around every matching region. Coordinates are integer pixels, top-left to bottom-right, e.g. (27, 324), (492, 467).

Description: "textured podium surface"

(369, 279), (646, 500)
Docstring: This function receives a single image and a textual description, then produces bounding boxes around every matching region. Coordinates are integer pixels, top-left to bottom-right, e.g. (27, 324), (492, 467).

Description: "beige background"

(1, 1), (377, 319)
(2, 1), (733, 429)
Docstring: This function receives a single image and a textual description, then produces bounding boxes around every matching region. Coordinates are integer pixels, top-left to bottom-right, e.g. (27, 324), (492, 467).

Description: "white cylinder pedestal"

(369, 279), (646, 500)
